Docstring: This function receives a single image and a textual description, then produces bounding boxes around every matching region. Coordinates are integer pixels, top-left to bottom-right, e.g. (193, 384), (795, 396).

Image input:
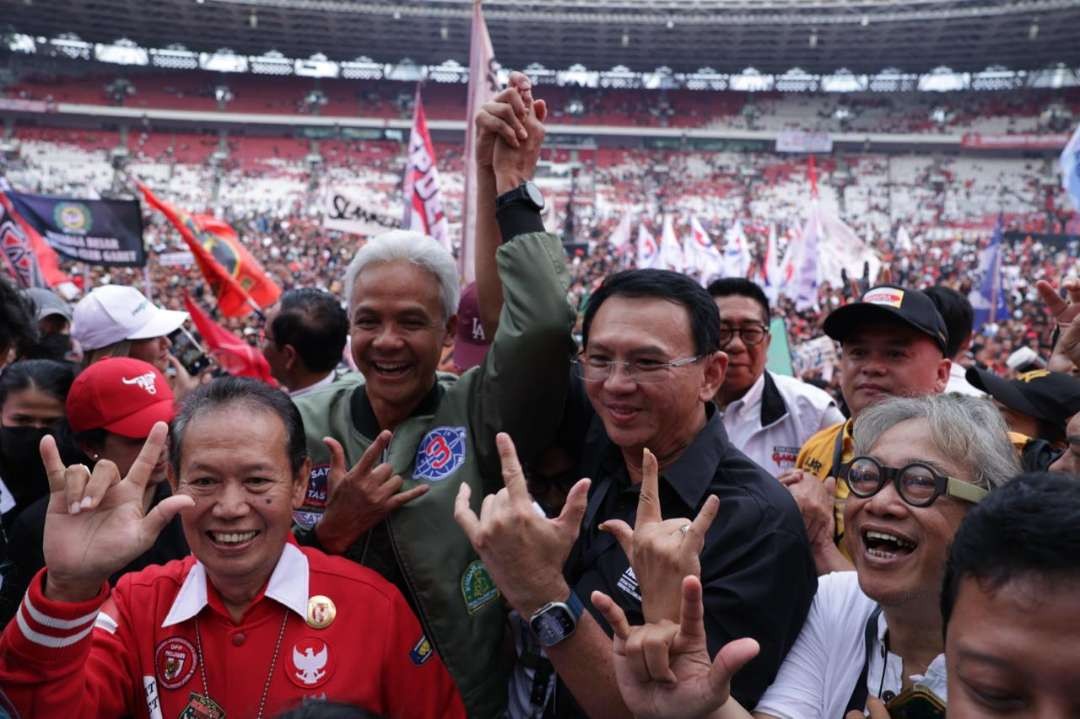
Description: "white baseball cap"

(72, 285), (188, 351)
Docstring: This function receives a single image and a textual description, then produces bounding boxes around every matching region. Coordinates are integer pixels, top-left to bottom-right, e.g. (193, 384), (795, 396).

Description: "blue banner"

(4, 191), (145, 267)
(969, 215), (1008, 332)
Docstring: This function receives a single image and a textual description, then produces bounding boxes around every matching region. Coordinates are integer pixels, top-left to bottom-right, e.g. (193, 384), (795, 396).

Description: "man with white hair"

(292, 76), (573, 718)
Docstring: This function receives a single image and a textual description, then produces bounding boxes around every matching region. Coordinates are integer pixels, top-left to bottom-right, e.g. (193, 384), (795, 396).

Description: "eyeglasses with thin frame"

(844, 455), (987, 508)
(574, 354), (703, 383)
(718, 323), (769, 348)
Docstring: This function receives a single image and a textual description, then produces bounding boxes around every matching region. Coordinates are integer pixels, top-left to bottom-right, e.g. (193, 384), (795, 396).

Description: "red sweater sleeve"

(380, 589), (466, 719)
(0, 568), (136, 718)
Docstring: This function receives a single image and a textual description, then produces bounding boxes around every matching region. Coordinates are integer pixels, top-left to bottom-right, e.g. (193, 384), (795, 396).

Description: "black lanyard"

(844, 605), (883, 716)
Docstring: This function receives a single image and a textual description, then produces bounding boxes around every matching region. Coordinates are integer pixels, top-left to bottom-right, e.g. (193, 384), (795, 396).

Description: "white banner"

(775, 131), (833, 154)
(322, 188), (400, 236)
(156, 251), (194, 267)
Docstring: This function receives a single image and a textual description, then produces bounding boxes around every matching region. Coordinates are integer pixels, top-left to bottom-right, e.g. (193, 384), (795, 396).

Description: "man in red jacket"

(0, 376), (464, 719)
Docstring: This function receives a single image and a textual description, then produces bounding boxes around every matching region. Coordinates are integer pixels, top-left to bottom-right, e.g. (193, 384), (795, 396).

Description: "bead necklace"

(190, 608), (290, 719)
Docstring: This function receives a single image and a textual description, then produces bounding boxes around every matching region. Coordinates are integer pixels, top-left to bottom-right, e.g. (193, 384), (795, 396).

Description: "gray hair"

(343, 230), (460, 321)
(853, 393), (1019, 492)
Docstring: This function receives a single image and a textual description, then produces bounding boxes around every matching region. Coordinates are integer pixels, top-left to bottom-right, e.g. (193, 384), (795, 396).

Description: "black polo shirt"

(561, 386), (817, 711)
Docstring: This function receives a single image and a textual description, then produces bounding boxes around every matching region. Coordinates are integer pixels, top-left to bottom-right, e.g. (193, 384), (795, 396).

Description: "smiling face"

(172, 405), (307, 594)
(128, 335), (172, 374)
(349, 260), (455, 424)
(583, 295), (726, 462)
(839, 323), (950, 417)
(844, 417), (972, 609)
(713, 294), (770, 403)
(947, 575), (1080, 719)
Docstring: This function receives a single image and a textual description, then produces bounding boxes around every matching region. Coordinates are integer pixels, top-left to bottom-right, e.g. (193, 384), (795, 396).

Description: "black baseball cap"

(965, 367), (1080, 427)
(823, 285), (948, 354)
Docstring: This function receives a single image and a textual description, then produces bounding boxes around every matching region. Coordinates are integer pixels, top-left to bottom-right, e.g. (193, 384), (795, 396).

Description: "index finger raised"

(124, 422), (169, 491)
(636, 448), (662, 526)
(351, 430), (392, 479)
(39, 434), (67, 493)
(494, 432), (529, 501)
(1037, 279), (1069, 318)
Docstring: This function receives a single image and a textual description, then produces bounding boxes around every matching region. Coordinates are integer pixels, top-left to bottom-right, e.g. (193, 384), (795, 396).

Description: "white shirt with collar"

(160, 541), (310, 627)
(720, 370), (845, 477)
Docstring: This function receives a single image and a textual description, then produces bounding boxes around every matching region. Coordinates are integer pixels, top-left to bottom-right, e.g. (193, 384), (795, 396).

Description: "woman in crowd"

(592, 393), (1019, 719)
(0, 359), (76, 526)
(71, 284), (201, 398)
(0, 376), (463, 718)
(0, 357), (189, 624)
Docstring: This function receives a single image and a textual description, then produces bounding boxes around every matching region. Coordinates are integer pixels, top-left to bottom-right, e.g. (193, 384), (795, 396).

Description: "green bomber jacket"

(293, 231), (574, 718)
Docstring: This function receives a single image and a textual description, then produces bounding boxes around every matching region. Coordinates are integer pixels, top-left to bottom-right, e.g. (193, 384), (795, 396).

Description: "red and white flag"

(460, 0), (498, 282)
(403, 87), (450, 251)
(0, 185), (71, 292)
(659, 214), (685, 272)
(636, 223), (660, 269)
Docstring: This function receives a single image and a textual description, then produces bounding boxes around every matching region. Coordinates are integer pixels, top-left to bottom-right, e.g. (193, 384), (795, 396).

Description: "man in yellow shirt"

(781, 285), (950, 574)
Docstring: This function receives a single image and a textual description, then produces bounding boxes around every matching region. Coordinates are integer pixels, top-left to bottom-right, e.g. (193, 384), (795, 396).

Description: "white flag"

(817, 208), (880, 285)
(778, 228), (802, 301)
(659, 214), (685, 272)
(722, 220), (751, 279)
(685, 216), (723, 284)
(793, 206), (822, 311)
(402, 88), (450, 250)
(762, 224), (781, 301)
(608, 212), (632, 249)
(460, 0), (497, 282)
(895, 226), (913, 252)
(636, 224), (660, 269)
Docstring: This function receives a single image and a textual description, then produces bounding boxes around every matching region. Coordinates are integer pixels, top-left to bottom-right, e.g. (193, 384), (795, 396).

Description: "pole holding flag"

(461, 0), (498, 283)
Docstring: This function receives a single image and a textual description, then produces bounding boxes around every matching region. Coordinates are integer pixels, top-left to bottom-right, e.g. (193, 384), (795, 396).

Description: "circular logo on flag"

(53, 202), (92, 236)
(413, 426), (467, 482)
(155, 636), (197, 690)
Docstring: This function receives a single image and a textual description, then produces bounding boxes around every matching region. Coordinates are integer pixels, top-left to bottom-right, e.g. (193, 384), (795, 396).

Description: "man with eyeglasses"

(785, 285), (950, 576)
(457, 267), (817, 717)
(707, 278), (843, 477)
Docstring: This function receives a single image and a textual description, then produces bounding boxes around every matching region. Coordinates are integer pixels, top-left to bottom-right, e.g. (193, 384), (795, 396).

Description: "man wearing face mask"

(0, 360), (76, 528)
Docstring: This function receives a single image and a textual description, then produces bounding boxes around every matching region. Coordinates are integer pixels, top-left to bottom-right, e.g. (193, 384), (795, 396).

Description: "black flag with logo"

(5, 191), (145, 267)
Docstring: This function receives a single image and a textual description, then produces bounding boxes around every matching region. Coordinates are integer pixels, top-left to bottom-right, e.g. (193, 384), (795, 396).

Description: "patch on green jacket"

(461, 560), (500, 614)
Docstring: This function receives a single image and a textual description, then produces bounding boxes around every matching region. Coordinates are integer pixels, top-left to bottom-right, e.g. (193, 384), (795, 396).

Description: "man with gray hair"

(292, 71), (574, 718)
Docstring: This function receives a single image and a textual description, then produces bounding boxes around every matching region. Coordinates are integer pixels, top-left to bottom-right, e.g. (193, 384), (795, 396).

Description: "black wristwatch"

(496, 181), (545, 212)
(529, 591), (584, 647)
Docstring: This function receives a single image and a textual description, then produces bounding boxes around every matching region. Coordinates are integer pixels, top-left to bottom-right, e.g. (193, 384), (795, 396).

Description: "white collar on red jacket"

(161, 543), (310, 627)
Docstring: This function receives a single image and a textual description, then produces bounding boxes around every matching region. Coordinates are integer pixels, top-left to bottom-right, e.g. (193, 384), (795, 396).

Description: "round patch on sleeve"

(413, 426), (467, 482)
(154, 636), (197, 690)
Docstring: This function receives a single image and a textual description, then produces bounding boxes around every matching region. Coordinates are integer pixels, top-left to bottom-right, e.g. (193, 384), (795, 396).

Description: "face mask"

(0, 424), (51, 506)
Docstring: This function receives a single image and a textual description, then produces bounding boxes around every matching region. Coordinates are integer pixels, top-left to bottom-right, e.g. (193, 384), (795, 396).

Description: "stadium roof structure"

(3, 0), (1080, 77)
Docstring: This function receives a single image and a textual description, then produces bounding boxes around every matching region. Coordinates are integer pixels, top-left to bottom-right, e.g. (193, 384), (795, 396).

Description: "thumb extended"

(708, 637), (759, 699)
(142, 494), (195, 540)
(556, 478), (591, 535)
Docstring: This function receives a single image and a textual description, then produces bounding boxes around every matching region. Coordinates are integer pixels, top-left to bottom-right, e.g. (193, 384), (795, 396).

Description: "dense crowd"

(1, 69), (1080, 719)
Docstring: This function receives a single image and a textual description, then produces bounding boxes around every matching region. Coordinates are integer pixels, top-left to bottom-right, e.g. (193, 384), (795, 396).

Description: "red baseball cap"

(67, 358), (176, 438)
(453, 283), (491, 371)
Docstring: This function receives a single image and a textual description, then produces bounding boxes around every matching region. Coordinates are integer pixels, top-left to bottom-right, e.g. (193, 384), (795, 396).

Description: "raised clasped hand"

(41, 422), (194, 602)
(600, 448), (719, 623)
(454, 432), (590, 617)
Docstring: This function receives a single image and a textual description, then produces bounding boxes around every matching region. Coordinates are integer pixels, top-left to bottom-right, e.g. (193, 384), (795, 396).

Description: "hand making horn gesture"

(592, 576), (759, 719)
(600, 449), (719, 623)
(39, 422), (194, 603)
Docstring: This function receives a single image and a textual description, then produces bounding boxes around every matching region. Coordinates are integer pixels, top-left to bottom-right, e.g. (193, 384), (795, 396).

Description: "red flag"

(0, 189), (72, 289)
(183, 292), (275, 384)
(461, 0), (498, 283)
(138, 182), (280, 317)
(403, 87), (450, 250)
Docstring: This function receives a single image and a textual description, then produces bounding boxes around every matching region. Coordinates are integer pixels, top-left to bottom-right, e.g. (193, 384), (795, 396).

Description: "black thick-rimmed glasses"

(718, 323), (768, 348)
(844, 456), (987, 508)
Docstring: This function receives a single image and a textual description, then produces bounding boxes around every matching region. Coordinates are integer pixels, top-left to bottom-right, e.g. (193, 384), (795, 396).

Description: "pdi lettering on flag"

(403, 88), (450, 251)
